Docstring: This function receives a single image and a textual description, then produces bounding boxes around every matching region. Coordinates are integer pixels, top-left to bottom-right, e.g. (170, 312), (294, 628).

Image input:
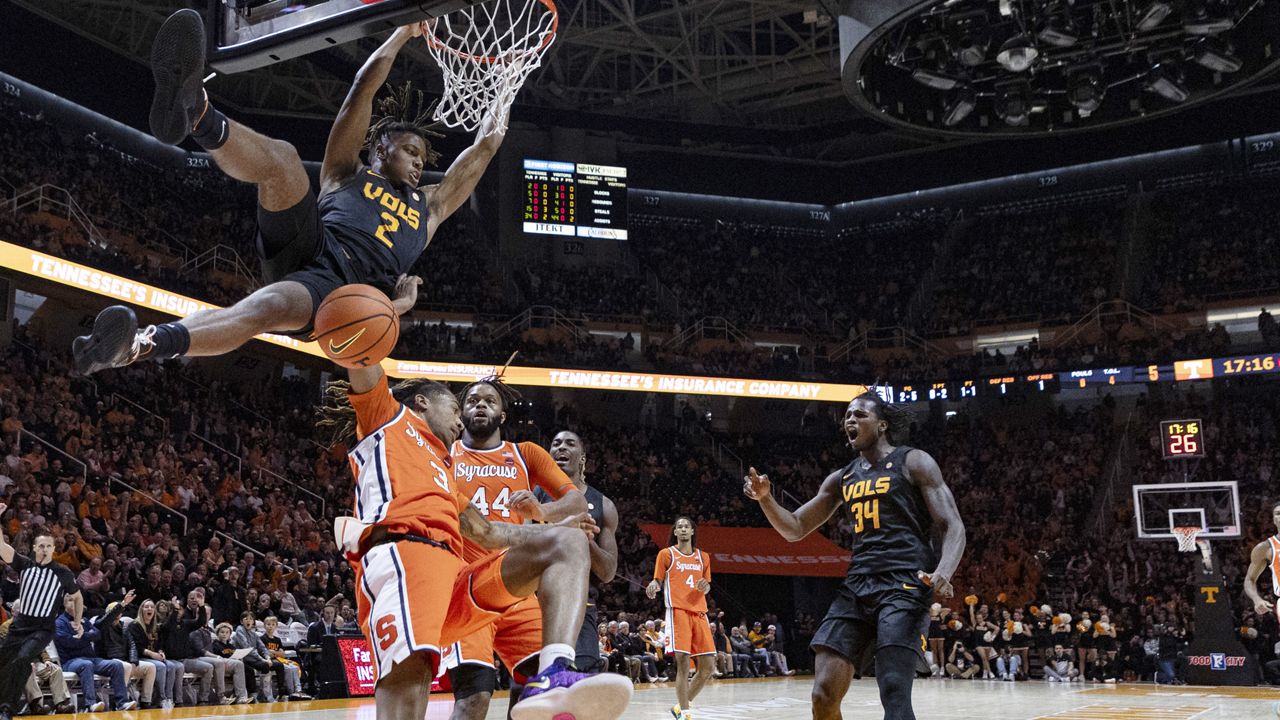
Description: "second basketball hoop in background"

(421, 0), (558, 135)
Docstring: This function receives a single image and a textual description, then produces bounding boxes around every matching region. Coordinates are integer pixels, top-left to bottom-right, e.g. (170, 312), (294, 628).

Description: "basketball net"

(1173, 526), (1214, 571)
(422, 0), (558, 136)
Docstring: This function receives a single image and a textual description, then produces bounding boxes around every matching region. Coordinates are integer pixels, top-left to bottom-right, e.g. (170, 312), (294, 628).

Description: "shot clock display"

(1160, 419), (1205, 459)
(522, 159), (628, 239)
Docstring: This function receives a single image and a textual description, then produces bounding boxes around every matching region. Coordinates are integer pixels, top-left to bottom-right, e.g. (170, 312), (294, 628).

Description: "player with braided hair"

(74, 12), (504, 375)
(444, 371), (590, 720)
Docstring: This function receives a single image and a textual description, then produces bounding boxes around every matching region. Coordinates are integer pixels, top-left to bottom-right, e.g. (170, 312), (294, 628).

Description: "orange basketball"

(313, 285), (399, 369)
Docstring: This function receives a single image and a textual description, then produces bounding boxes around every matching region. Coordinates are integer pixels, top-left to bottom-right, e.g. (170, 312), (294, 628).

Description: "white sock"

(538, 644), (576, 675)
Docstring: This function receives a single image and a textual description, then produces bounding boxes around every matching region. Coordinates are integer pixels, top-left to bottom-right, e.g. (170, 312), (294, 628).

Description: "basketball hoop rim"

(1172, 525), (1203, 552)
(423, 0), (558, 65)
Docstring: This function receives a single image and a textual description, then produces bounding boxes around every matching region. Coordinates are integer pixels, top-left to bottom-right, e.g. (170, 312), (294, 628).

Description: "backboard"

(209, 0), (473, 74)
(1132, 481), (1241, 540)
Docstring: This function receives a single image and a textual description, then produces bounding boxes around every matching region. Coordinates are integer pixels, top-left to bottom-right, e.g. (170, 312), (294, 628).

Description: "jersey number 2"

(375, 212), (401, 248)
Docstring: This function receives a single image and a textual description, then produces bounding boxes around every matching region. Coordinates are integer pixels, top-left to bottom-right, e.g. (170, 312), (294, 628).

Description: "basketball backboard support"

(209, 0), (473, 74)
(1132, 481), (1241, 540)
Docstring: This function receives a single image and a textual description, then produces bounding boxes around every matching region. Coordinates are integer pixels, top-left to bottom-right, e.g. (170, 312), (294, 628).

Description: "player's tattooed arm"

(744, 466), (842, 542)
(907, 449), (965, 598)
(459, 503), (598, 549)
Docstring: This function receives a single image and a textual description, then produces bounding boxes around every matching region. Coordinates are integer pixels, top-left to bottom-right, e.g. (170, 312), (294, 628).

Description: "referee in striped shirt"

(0, 503), (83, 720)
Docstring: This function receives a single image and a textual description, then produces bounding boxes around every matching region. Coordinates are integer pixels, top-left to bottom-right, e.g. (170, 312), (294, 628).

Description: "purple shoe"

(510, 659), (633, 720)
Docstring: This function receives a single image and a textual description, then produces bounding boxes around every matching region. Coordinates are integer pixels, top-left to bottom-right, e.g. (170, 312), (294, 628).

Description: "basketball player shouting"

(646, 517), (716, 720)
(541, 431), (620, 674)
(320, 362), (631, 720)
(74, 10), (502, 374)
(744, 392), (965, 720)
(446, 379), (589, 720)
(1243, 501), (1280, 623)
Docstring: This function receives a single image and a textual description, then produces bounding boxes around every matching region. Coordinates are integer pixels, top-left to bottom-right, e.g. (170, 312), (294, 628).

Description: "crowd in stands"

(924, 204), (1123, 336)
(0, 316), (1277, 716)
(6, 98), (1280, 389)
(1141, 183), (1280, 312)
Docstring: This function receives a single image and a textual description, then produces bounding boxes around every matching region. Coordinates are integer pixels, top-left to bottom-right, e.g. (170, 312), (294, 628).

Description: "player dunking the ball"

(646, 517), (715, 720)
(745, 392), (965, 720)
(1243, 500), (1280, 623)
(74, 10), (501, 374)
(446, 379), (589, 720)
(542, 431), (620, 674)
(319, 359), (631, 720)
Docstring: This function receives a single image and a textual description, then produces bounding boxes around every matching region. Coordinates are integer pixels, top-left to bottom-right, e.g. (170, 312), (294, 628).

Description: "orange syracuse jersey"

(654, 546), (711, 613)
(451, 440), (576, 562)
(347, 375), (463, 554)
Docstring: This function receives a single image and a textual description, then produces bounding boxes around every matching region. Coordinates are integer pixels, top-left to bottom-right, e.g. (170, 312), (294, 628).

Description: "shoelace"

(131, 325), (158, 359)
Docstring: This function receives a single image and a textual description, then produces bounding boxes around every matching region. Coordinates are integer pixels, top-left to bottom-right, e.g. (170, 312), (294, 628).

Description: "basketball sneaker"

(72, 305), (155, 375)
(149, 9), (210, 145)
(510, 658), (633, 720)
(670, 704), (691, 720)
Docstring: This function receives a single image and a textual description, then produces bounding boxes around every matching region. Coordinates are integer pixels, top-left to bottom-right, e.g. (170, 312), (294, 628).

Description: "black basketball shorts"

(811, 570), (932, 664)
(255, 190), (359, 336)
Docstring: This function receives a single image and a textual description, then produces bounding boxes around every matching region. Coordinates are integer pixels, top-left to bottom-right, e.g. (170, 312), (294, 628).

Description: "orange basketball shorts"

(354, 540), (524, 682)
(447, 558), (543, 673)
(664, 607), (715, 656)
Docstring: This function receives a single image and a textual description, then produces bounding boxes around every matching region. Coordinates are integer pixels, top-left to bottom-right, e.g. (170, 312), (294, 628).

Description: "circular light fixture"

(996, 34), (1039, 72)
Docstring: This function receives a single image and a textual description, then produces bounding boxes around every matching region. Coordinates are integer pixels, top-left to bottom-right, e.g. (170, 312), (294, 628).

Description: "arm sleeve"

(703, 552), (712, 582)
(347, 375), (403, 439)
(520, 443), (576, 497)
(653, 548), (670, 582)
(59, 567), (78, 593)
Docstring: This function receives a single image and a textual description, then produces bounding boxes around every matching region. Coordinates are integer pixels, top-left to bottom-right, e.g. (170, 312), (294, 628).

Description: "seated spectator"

(193, 619), (251, 704)
(54, 595), (134, 712)
(157, 597), (214, 705)
(233, 612), (297, 701)
(764, 627), (793, 676)
(261, 616), (310, 701)
(1043, 644), (1079, 682)
(729, 626), (758, 678)
(946, 641), (979, 680)
(995, 645), (1021, 681)
(129, 599), (183, 709)
(98, 591), (157, 709)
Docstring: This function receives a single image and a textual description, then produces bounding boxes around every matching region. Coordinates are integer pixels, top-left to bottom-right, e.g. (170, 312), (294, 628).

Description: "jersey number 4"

(469, 486), (511, 518)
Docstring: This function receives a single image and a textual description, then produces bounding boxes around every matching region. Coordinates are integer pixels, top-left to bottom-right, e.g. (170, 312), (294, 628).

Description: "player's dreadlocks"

(459, 352), (523, 415)
(851, 389), (914, 445)
(366, 82), (446, 166)
(316, 377), (453, 448)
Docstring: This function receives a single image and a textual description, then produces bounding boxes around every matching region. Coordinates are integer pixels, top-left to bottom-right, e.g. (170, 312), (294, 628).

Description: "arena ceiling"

(9, 0), (1280, 182)
(8, 0), (946, 162)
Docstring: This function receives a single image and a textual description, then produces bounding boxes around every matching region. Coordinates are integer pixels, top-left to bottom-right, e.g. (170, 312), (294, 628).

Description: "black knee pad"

(448, 664), (497, 700)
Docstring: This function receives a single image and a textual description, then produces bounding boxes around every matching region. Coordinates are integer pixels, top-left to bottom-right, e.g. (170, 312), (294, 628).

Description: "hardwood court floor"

(45, 677), (1280, 720)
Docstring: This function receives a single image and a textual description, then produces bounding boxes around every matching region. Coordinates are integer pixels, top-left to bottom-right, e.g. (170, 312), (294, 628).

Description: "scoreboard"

(523, 159), (628, 240)
(1160, 419), (1205, 459)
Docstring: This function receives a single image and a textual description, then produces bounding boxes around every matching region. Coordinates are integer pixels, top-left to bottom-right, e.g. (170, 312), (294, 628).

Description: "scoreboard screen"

(523, 159), (628, 240)
(1160, 419), (1205, 459)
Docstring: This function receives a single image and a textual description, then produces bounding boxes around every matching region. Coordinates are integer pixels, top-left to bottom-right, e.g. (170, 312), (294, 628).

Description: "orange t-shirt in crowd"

(654, 546), (711, 613)
(451, 440), (576, 563)
(347, 375), (463, 553)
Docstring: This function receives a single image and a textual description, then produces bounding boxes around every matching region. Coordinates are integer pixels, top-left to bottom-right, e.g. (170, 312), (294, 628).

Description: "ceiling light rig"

(839, 0), (1280, 137)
